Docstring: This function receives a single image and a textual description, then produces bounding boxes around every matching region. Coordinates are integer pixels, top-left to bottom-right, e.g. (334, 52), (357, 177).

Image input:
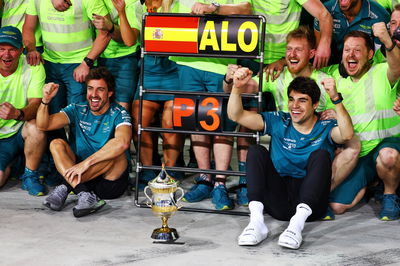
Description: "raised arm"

(112, 0), (140, 47)
(304, 0), (332, 69)
(373, 22), (400, 85)
(36, 83), (69, 131)
(322, 78), (354, 144)
(92, 14), (123, 43)
(223, 64), (258, 93)
(227, 67), (264, 131)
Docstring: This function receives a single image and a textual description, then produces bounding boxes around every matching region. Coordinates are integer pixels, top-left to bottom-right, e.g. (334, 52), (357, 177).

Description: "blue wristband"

(331, 93), (343, 105)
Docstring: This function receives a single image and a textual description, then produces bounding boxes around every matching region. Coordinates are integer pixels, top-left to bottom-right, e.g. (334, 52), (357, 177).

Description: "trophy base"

(151, 227), (179, 242)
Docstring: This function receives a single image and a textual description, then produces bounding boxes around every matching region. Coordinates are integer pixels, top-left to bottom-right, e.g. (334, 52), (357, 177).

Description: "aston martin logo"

(153, 28), (163, 39)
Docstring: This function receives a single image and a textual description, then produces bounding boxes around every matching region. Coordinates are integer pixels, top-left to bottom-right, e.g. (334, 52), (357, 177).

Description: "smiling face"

(288, 90), (318, 125)
(86, 79), (113, 115)
(286, 37), (315, 75)
(0, 43), (22, 76)
(342, 36), (373, 81)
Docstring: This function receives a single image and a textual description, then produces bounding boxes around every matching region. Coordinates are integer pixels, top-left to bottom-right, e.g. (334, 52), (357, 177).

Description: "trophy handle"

(143, 186), (152, 208)
(175, 187), (184, 209)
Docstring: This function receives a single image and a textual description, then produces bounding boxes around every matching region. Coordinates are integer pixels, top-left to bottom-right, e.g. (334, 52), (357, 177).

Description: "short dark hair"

(343, 30), (375, 52)
(287, 25), (316, 49)
(394, 3), (400, 11)
(85, 67), (116, 95)
(287, 76), (320, 105)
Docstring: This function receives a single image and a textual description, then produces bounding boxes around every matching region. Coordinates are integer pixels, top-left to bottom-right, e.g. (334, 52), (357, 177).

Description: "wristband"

(385, 39), (396, 52)
(41, 100), (50, 105)
(83, 56), (94, 68)
(108, 23), (115, 34)
(331, 93), (343, 105)
(223, 74), (233, 84)
(16, 109), (24, 121)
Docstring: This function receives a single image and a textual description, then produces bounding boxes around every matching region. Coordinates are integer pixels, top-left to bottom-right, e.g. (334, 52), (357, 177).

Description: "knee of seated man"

(23, 120), (45, 138)
(377, 147), (399, 169)
(345, 144), (361, 160)
(49, 138), (67, 152)
(338, 137), (361, 159)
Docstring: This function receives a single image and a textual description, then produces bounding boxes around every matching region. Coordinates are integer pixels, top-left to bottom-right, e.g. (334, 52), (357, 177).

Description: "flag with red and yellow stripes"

(144, 16), (200, 53)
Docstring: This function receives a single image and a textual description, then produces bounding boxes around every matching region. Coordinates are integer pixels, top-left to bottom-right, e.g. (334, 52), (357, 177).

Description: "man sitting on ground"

(228, 70), (353, 249)
(36, 67), (132, 217)
(225, 26), (360, 200)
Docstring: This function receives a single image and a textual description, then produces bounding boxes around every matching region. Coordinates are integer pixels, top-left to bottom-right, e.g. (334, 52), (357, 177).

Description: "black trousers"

(63, 168), (129, 200)
(246, 145), (332, 221)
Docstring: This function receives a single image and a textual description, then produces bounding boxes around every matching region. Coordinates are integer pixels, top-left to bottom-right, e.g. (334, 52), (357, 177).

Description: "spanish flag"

(144, 16), (200, 54)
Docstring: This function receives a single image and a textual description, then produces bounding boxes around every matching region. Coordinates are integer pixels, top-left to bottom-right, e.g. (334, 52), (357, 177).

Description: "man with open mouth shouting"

(36, 67), (132, 218)
(329, 26), (400, 221)
(0, 26), (46, 196)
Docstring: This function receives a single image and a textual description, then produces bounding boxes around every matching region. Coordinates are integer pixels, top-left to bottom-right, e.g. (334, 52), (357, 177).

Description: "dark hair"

(343, 30), (375, 52)
(286, 25), (316, 49)
(85, 67), (116, 95)
(394, 3), (400, 11)
(287, 76), (321, 105)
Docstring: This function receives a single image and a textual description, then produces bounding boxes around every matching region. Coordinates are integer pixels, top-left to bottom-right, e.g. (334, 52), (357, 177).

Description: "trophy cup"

(144, 165), (184, 241)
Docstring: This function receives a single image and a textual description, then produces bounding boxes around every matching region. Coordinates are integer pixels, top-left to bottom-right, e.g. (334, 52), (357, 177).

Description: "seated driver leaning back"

(36, 67), (132, 218)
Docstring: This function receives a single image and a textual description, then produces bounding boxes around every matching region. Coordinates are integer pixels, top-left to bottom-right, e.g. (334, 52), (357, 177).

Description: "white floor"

(1, 173), (400, 266)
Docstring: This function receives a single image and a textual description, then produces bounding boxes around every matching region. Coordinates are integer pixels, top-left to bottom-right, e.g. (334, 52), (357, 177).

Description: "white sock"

(249, 201), (265, 224)
(238, 201), (268, 245)
(288, 203), (312, 233)
(247, 201), (268, 235)
(278, 203), (312, 249)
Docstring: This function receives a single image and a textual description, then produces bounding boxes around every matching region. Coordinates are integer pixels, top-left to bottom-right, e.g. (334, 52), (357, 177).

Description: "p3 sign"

(173, 96), (223, 132)
(144, 14), (261, 57)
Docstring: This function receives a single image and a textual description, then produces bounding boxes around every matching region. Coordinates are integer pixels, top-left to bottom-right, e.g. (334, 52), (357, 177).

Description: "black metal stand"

(135, 13), (266, 216)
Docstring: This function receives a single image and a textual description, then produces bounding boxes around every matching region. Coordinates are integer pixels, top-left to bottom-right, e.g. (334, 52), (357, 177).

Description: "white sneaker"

(278, 228), (302, 249)
(238, 224), (268, 246)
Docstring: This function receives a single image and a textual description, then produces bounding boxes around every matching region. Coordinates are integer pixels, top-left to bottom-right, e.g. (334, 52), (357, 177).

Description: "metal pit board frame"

(135, 13), (266, 216)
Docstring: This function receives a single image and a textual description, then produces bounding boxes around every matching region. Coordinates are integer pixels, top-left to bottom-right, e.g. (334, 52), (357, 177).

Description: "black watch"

(223, 74), (233, 84)
(16, 109), (24, 121)
(331, 93), (343, 105)
(83, 57), (94, 68)
(385, 39), (396, 52)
